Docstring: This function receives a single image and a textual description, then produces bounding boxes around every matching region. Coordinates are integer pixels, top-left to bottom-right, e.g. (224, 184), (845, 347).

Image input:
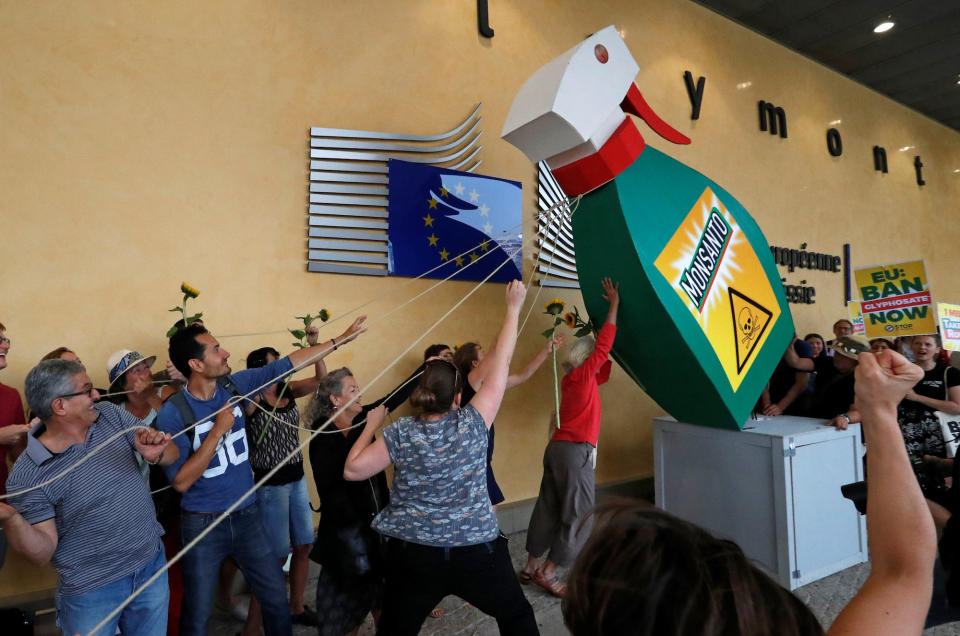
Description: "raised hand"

(366, 404), (388, 429)
(306, 325), (320, 346)
(505, 280), (527, 310)
(601, 277), (620, 306)
(130, 373), (153, 395)
(855, 349), (923, 414)
(337, 315), (368, 345)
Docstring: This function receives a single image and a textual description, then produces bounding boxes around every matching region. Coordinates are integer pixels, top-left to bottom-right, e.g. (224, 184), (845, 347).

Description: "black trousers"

(376, 535), (539, 636)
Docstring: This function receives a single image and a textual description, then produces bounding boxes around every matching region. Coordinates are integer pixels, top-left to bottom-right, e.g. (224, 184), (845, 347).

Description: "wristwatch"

(839, 413), (851, 425)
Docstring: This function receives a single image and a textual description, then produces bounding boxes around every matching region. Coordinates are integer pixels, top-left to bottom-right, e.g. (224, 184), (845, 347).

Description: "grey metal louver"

(536, 161), (579, 289)
(307, 106), (483, 276)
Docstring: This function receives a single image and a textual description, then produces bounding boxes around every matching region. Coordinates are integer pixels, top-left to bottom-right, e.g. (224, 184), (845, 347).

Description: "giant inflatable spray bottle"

(502, 26), (793, 430)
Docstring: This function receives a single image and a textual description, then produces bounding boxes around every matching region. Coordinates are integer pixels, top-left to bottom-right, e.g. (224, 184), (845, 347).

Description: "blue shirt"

(7, 403), (162, 596)
(371, 404), (499, 547)
(157, 357), (293, 513)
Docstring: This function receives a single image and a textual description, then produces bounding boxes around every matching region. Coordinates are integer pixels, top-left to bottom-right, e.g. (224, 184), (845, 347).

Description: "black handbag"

(311, 522), (377, 583)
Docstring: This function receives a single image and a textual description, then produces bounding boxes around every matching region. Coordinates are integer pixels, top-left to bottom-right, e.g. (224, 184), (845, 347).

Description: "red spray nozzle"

(621, 83), (691, 146)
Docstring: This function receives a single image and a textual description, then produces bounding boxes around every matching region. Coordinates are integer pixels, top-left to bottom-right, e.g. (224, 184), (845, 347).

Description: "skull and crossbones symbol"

(738, 307), (757, 345)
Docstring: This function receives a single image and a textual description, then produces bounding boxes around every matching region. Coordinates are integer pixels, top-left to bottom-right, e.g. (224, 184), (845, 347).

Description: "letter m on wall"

(758, 100), (787, 138)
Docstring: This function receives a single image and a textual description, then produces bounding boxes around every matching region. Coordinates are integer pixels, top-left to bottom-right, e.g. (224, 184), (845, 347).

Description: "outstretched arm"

(287, 316), (366, 370)
(506, 334), (565, 390)
(471, 281), (527, 427)
(827, 350), (934, 636)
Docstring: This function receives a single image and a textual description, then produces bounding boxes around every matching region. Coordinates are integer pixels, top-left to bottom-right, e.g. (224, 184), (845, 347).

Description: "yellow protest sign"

(939, 303), (960, 352)
(854, 260), (936, 338)
(654, 187), (780, 391)
(848, 301), (866, 337)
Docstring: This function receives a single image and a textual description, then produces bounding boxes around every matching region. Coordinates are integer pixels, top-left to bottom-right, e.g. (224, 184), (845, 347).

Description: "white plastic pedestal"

(653, 415), (868, 590)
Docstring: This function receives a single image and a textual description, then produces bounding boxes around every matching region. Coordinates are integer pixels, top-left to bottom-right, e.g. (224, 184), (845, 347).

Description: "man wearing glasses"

(0, 358), (179, 635)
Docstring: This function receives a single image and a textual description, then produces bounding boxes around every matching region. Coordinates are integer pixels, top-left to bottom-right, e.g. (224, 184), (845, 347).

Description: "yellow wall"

(3, 0), (960, 599)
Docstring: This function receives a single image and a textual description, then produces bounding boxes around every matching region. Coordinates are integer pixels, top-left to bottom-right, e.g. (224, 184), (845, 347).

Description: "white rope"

(0, 223), (524, 502)
(87, 246), (522, 635)
(519, 195), (580, 333)
(216, 219), (528, 339)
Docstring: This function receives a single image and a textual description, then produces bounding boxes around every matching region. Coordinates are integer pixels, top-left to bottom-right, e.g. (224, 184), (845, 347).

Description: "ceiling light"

(898, 146), (913, 152)
(829, 119), (842, 126)
(874, 20), (894, 33)
(736, 81), (752, 90)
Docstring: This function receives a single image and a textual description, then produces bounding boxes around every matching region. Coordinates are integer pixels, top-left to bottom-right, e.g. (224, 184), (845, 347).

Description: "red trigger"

(620, 83), (691, 146)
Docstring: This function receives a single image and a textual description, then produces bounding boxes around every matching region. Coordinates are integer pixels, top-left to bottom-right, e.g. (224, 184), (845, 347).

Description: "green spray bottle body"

(572, 147), (793, 430)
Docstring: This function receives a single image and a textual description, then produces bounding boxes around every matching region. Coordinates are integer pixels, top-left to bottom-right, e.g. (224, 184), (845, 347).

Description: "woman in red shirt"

(520, 278), (619, 598)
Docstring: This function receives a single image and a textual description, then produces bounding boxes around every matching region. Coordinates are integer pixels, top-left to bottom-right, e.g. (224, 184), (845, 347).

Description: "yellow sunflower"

(563, 312), (577, 328)
(544, 299), (565, 315)
(180, 282), (200, 299)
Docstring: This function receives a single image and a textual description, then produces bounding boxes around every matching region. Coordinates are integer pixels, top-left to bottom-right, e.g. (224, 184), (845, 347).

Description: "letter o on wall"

(827, 128), (842, 157)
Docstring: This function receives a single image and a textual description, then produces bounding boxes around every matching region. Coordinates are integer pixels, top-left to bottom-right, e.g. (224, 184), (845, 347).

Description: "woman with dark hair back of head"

(344, 281), (540, 634)
(564, 348), (936, 636)
(563, 501), (822, 636)
(453, 329), (564, 508)
(305, 348), (442, 634)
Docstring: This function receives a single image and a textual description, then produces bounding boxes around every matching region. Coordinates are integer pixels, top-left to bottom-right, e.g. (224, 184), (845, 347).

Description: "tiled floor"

(29, 530), (960, 634)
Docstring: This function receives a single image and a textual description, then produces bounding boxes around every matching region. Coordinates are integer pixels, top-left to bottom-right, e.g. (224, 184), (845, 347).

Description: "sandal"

(518, 569), (535, 585)
(533, 570), (567, 598)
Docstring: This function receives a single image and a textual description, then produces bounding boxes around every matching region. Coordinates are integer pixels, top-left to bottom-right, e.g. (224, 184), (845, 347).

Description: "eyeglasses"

(56, 387), (96, 400)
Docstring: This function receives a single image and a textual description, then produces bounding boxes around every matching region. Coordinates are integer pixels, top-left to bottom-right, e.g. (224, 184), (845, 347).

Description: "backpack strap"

(168, 375), (246, 445)
(217, 375), (244, 400)
(167, 391), (199, 445)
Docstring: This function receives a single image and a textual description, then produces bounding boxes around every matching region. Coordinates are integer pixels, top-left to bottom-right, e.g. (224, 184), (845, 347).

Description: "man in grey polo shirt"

(0, 359), (179, 635)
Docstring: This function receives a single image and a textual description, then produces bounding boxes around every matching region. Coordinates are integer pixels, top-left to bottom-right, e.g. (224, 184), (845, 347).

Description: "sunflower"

(544, 299), (565, 316)
(563, 312), (577, 328)
(180, 282), (200, 299)
(318, 308), (330, 322)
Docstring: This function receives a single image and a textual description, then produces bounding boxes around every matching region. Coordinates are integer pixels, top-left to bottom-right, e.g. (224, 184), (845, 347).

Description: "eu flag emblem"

(387, 159), (522, 283)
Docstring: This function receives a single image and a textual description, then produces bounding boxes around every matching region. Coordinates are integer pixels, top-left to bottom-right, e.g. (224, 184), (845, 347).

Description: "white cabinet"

(653, 416), (868, 589)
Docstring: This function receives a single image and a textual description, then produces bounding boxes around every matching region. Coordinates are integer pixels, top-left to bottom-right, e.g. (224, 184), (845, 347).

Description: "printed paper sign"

(848, 301), (866, 336)
(854, 260), (936, 337)
(939, 303), (960, 352)
(654, 187), (780, 391)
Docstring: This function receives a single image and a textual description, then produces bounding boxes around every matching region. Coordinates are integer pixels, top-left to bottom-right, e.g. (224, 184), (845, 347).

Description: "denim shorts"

(256, 475), (315, 559)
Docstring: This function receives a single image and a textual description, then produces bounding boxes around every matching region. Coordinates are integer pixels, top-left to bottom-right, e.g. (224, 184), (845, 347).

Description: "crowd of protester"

(0, 296), (955, 635)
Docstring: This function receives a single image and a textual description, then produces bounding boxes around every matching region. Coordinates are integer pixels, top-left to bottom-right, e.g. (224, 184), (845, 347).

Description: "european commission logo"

(387, 160), (521, 283)
(307, 105), (522, 282)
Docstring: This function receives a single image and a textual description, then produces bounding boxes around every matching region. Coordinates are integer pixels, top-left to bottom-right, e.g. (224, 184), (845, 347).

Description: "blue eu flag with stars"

(387, 159), (522, 283)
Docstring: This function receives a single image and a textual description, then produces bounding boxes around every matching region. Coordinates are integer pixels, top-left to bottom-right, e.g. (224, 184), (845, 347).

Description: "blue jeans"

(179, 502), (292, 636)
(56, 541), (168, 636)
(256, 476), (315, 559)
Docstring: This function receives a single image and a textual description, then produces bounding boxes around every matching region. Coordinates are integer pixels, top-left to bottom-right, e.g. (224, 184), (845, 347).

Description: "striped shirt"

(372, 404), (499, 547)
(6, 402), (162, 596)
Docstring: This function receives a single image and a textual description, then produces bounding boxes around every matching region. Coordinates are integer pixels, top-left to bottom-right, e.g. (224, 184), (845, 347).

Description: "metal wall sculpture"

(307, 105), (483, 276)
(536, 161), (579, 289)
